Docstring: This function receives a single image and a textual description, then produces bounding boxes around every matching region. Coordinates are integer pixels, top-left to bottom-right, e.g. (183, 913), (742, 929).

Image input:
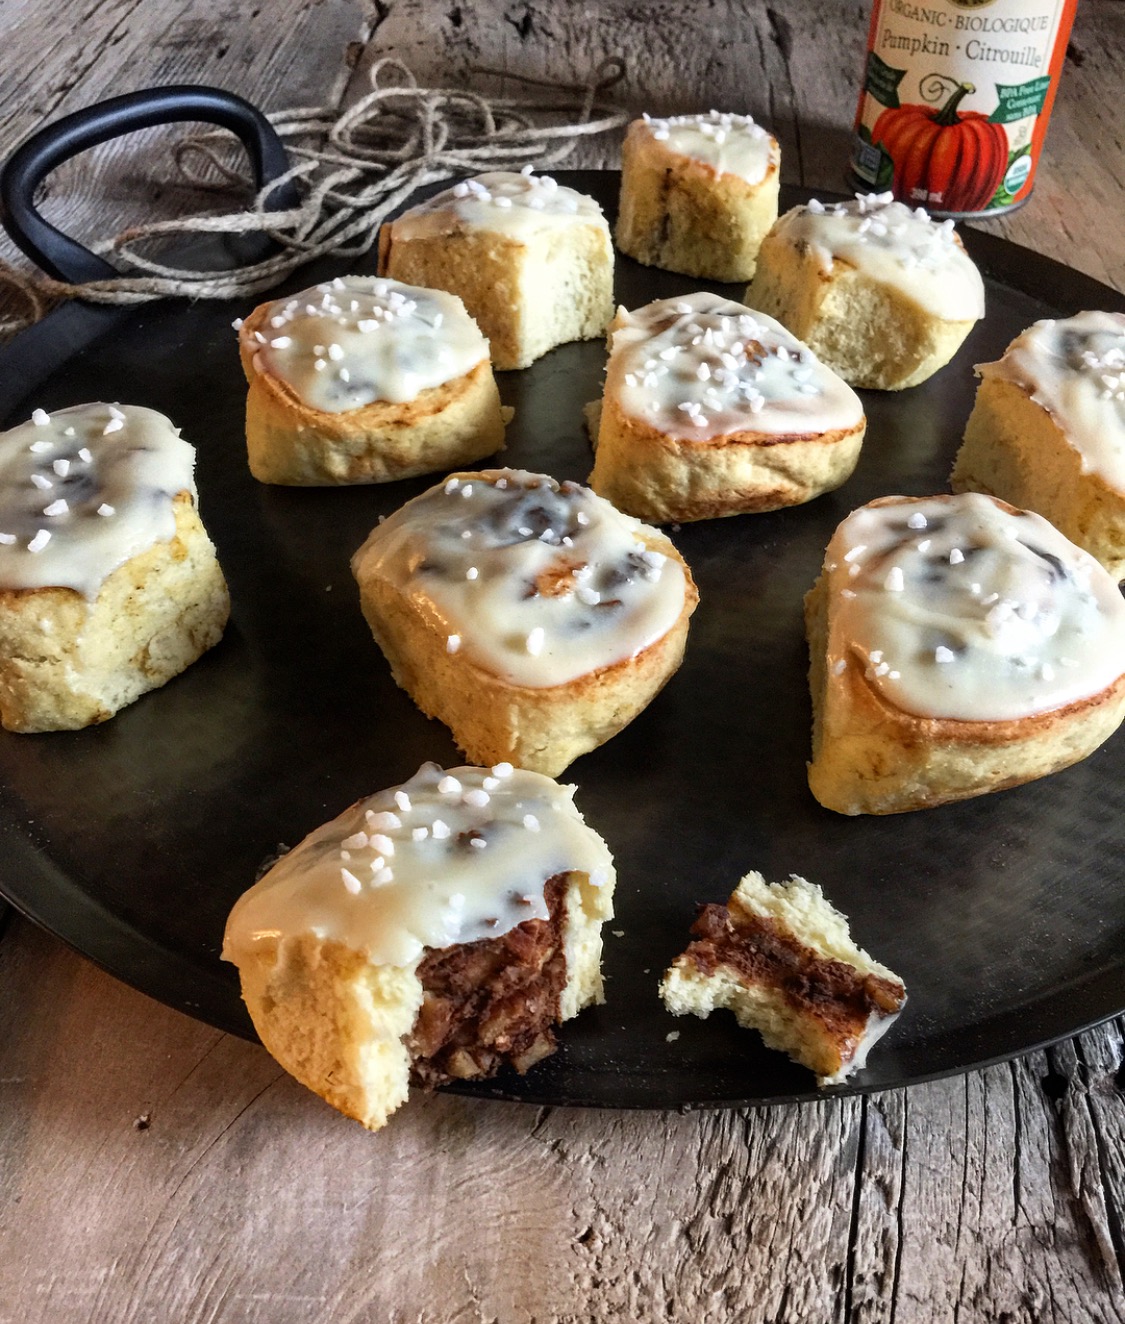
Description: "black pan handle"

(0, 85), (300, 284)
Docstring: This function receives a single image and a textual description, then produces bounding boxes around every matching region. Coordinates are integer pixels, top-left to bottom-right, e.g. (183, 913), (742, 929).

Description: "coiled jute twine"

(0, 57), (631, 339)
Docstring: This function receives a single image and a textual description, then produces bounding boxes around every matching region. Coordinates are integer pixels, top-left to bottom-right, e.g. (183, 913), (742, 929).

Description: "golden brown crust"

(354, 470), (699, 776)
(805, 495), (1125, 814)
(615, 121), (780, 282)
(589, 389), (866, 524)
(358, 543), (698, 777)
(747, 233), (977, 391)
(237, 299), (506, 485)
(952, 376), (1125, 582)
(0, 493), (229, 733)
(378, 210), (614, 371)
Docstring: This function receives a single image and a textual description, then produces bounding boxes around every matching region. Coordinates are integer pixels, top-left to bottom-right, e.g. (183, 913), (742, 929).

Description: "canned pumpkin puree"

(850, 0), (1078, 217)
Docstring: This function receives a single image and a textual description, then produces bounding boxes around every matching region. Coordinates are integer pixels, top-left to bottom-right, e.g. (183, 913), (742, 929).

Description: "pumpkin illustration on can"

(850, 0), (1078, 219)
(873, 79), (1009, 215)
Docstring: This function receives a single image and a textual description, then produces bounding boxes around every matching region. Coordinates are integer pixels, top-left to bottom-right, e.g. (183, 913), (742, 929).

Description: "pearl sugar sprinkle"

(330, 766), (556, 897)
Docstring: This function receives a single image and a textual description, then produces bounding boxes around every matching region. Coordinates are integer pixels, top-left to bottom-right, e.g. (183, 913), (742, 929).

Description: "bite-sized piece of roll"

(746, 192), (985, 390)
(660, 871), (906, 1087)
(223, 762), (616, 1131)
(952, 312), (1125, 581)
(351, 469), (698, 776)
(237, 276), (506, 485)
(377, 171), (614, 370)
(0, 403), (229, 733)
(616, 110), (780, 283)
(587, 292), (866, 524)
(806, 492), (1125, 815)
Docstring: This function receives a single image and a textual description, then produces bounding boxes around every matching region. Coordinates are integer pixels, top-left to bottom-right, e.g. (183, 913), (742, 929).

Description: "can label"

(850, 0), (1077, 216)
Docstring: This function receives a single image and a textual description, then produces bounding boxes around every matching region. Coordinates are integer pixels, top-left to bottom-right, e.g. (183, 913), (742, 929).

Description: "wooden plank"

(4, 918), (1125, 1322)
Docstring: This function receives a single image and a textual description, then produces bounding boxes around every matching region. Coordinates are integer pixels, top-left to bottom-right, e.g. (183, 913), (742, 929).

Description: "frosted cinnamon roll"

(805, 492), (1125, 814)
(0, 402), (229, 732)
(237, 275), (506, 485)
(587, 292), (866, 523)
(952, 311), (1125, 580)
(377, 170), (614, 370)
(223, 762), (615, 1130)
(616, 110), (781, 281)
(747, 192), (985, 390)
(351, 468), (698, 775)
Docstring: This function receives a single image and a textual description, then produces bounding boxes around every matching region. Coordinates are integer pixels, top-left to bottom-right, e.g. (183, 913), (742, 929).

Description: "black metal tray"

(2, 173), (1124, 1109)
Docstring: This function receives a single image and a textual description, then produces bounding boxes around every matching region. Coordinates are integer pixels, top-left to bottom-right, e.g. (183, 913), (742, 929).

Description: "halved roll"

(746, 193), (985, 390)
(587, 292), (866, 524)
(615, 110), (780, 282)
(952, 311), (1125, 580)
(377, 171), (614, 370)
(351, 469), (698, 776)
(237, 276), (506, 485)
(223, 762), (616, 1131)
(660, 871), (906, 1087)
(806, 492), (1125, 815)
(0, 403), (229, 732)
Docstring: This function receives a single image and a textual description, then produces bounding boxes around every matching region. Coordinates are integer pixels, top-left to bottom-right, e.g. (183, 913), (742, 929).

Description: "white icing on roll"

(222, 763), (614, 969)
(978, 311), (1125, 493)
(351, 469), (688, 688)
(0, 403), (196, 600)
(637, 110), (778, 185)
(826, 492), (1125, 721)
(610, 292), (864, 441)
(251, 276), (488, 414)
(776, 193), (985, 323)
(390, 170), (610, 242)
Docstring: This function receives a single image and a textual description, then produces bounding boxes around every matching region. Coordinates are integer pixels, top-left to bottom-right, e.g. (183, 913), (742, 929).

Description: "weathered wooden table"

(2, 3), (1124, 1320)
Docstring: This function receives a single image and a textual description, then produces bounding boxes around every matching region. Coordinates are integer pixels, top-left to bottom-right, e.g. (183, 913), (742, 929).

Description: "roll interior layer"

(588, 292), (866, 523)
(0, 403), (229, 732)
(377, 171), (615, 371)
(615, 111), (781, 282)
(952, 312), (1125, 580)
(237, 276), (506, 485)
(660, 871), (906, 1087)
(806, 492), (1125, 815)
(351, 469), (698, 775)
(746, 192), (985, 391)
(222, 762), (616, 1131)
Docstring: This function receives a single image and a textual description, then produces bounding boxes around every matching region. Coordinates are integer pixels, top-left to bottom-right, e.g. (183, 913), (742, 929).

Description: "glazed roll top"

(0, 402), (197, 600)
(824, 492), (1125, 721)
(388, 170), (611, 241)
(774, 193), (985, 321)
(977, 311), (1125, 491)
(608, 292), (863, 440)
(244, 276), (489, 412)
(632, 111), (778, 183)
(351, 469), (689, 688)
(222, 762), (614, 969)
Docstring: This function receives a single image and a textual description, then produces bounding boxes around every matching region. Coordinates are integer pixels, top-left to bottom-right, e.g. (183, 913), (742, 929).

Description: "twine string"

(0, 56), (629, 337)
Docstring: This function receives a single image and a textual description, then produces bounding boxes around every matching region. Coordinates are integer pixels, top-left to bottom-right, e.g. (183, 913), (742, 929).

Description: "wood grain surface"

(2, 2), (1125, 1321)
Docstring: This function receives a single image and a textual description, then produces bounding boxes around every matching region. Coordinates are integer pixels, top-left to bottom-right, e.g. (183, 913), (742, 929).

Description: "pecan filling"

(407, 873), (569, 1087)
(683, 902), (904, 1030)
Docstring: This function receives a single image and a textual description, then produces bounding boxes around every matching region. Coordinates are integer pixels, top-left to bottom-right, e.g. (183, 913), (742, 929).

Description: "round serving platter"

(1, 175), (1123, 1109)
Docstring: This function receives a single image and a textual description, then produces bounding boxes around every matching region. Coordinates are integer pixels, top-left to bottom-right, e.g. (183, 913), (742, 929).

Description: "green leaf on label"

(858, 124), (873, 144)
(864, 52), (905, 110)
(988, 75), (1051, 125)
